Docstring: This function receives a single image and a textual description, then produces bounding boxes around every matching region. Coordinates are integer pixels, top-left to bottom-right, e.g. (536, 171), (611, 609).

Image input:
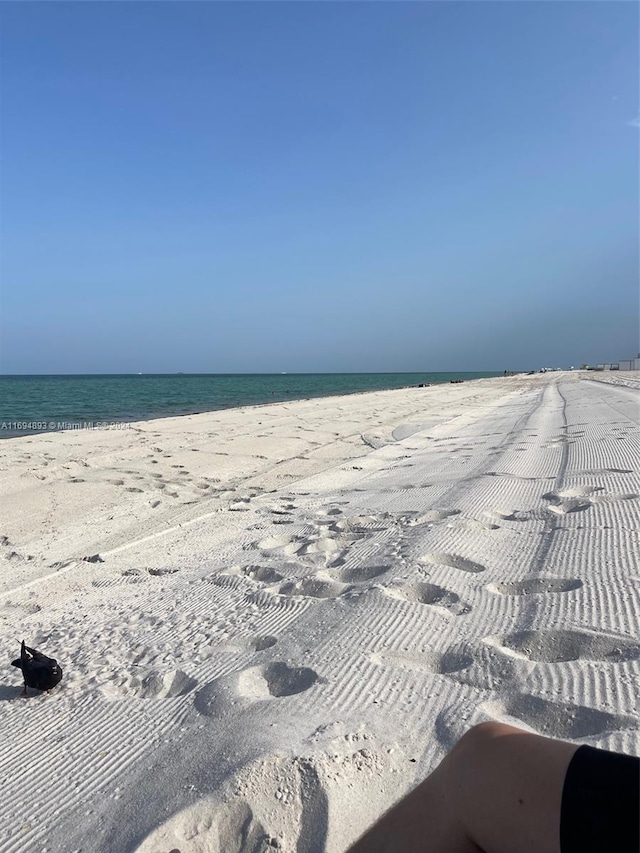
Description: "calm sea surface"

(0, 373), (499, 438)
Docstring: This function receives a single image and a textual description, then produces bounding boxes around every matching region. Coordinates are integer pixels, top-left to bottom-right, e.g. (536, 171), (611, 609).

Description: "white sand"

(0, 373), (638, 852)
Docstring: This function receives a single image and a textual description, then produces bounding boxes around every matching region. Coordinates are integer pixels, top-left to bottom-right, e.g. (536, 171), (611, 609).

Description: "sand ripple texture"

(0, 373), (638, 852)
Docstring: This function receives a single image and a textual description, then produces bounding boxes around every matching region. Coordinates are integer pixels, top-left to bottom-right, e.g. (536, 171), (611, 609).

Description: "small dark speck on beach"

(518, 798), (524, 805)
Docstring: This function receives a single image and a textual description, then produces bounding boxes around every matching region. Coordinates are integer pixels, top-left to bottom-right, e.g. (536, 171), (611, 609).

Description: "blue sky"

(0, 2), (637, 373)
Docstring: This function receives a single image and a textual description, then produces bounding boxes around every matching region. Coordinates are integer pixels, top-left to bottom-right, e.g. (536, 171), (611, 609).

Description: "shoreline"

(0, 371), (501, 439)
(0, 372), (638, 852)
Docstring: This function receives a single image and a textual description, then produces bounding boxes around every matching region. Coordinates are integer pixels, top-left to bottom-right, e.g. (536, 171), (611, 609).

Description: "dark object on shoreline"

(450, 379), (464, 384)
(11, 641), (63, 695)
(83, 553), (104, 563)
(417, 383), (431, 388)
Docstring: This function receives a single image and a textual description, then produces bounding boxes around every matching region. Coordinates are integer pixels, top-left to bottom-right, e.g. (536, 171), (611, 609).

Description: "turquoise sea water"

(0, 373), (500, 438)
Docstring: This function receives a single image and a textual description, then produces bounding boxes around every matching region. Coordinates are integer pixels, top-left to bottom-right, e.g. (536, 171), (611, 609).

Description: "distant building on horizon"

(594, 353), (640, 371)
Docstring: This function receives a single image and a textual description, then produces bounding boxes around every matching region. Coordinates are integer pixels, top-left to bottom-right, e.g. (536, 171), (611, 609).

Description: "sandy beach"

(0, 372), (638, 853)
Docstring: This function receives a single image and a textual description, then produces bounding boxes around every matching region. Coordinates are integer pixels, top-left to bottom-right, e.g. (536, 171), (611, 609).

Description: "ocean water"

(0, 372), (499, 438)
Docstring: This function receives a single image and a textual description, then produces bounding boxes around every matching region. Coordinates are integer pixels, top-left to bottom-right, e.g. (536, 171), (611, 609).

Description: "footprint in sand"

(484, 508), (528, 522)
(324, 506), (344, 516)
(487, 577), (583, 595)
(238, 565), (285, 584)
(278, 576), (351, 599)
(103, 668), (197, 700)
(135, 742), (402, 853)
(194, 662), (320, 719)
(433, 649), (475, 675)
(258, 532), (351, 565)
(209, 564), (291, 593)
(237, 662), (319, 699)
(402, 509), (461, 526)
(245, 635), (278, 652)
(323, 515), (384, 535)
(487, 629), (640, 663)
(482, 695), (639, 740)
(219, 564), (284, 585)
(0, 537), (31, 564)
(544, 437), (575, 449)
(542, 486), (603, 514)
(543, 486), (639, 514)
(420, 552), (486, 574)
(331, 564), (391, 583)
(384, 580), (471, 615)
(370, 645), (474, 676)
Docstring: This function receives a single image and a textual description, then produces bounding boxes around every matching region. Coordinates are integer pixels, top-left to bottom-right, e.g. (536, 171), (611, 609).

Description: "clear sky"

(0, 1), (637, 374)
